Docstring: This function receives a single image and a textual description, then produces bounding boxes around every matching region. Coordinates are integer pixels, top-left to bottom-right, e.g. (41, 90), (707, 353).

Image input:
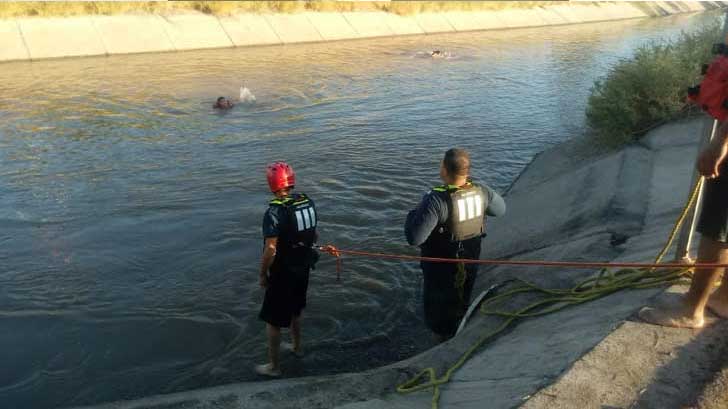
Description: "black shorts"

(422, 262), (478, 337)
(697, 165), (728, 243)
(259, 267), (310, 328)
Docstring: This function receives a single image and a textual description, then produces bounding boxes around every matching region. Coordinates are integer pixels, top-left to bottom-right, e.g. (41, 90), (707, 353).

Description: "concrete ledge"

(545, 6), (576, 24)
(683, 1), (708, 12)
(533, 7), (571, 26)
(656, 1), (684, 14)
(341, 12), (395, 38)
(604, 3), (648, 18)
(445, 11), (503, 32)
(93, 15), (174, 55)
(18, 16), (106, 59)
(546, 4), (605, 24)
(413, 12), (455, 34)
(158, 13), (233, 51)
(306, 12), (360, 41)
(264, 13), (323, 44)
(382, 14), (424, 36)
(493, 8), (551, 29)
(218, 14), (281, 46)
(596, 3), (649, 20)
(0, 2), (719, 63)
(0, 20), (29, 61)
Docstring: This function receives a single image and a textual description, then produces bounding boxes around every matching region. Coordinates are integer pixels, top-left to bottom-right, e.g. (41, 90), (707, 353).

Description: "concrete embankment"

(0, 1), (724, 63)
(71, 113), (719, 408)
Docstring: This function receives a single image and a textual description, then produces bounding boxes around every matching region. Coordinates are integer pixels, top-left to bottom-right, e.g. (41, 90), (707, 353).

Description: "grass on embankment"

(0, 1), (558, 18)
(586, 18), (722, 146)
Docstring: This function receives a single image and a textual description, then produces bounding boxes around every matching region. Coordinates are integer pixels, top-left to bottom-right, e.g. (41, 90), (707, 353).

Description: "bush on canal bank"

(586, 18), (722, 146)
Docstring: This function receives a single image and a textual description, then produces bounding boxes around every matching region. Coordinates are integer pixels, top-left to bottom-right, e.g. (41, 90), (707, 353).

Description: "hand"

(698, 141), (728, 179)
(259, 273), (269, 288)
(319, 245), (340, 258)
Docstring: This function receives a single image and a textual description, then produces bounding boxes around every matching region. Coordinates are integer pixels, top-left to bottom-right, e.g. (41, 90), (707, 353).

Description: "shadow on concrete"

(628, 319), (728, 409)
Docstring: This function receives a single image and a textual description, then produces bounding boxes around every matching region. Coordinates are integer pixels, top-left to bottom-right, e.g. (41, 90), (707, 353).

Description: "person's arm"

(260, 207), (281, 288)
(405, 193), (443, 247)
(699, 120), (728, 178)
(260, 237), (277, 288)
(484, 186), (506, 217)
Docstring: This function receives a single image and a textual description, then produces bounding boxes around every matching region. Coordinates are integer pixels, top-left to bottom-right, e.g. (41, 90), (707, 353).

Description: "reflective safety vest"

(421, 183), (488, 260)
(269, 193), (318, 269)
(433, 183), (488, 242)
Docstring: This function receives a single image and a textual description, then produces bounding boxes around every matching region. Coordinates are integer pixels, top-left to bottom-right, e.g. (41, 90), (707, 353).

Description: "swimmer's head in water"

(214, 96), (233, 109)
(432, 50), (442, 56)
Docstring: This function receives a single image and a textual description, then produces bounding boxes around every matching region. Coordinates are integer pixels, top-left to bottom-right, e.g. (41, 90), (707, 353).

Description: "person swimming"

(213, 96), (234, 109)
(431, 50), (443, 58)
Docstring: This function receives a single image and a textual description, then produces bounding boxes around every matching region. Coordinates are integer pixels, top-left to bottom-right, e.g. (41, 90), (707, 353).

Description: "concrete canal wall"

(0, 1), (725, 63)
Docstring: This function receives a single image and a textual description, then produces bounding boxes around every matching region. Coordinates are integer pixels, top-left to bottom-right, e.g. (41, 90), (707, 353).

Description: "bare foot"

(707, 295), (728, 319)
(638, 306), (705, 329)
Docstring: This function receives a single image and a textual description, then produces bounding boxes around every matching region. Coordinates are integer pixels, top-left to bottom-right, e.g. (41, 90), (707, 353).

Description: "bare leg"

(290, 314), (302, 354)
(267, 324), (281, 370)
(686, 237), (728, 319)
(706, 240), (728, 318)
(707, 281), (728, 318)
(640, 236), (727, 328)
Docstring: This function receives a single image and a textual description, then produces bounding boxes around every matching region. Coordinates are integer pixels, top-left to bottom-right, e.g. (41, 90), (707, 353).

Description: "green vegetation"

(0, 1), (554, 18)
(586, 19), (722, 146)
(379, 1), (553, 15)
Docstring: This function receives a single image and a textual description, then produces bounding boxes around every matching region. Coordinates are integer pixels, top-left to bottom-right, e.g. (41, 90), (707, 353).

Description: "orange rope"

(317, 245), (728, 277)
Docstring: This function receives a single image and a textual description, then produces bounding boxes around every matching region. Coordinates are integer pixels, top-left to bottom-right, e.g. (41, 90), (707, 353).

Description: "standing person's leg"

(457, 267), (478, 319)
(422, 265), (454, 343)
(286, 268), (308, 356)
(290, 315), (302, 354)
(639, 236), (725, 328)
(640, 167), (728, 328)
(704, 168), (728, 316)
(257, 270), (287, 376)
(266, 324), (281, 370)
(706, 244), (728, 317)
(685, 236), (728, 319)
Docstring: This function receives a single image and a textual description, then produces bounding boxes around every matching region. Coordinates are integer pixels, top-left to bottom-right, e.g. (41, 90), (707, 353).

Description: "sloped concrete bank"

(72, 114), (712, 408)
(0, 1), (724, 63)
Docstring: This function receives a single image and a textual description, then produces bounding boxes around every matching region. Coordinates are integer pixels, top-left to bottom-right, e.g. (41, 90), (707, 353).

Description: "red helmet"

(266, 162), (295, 193)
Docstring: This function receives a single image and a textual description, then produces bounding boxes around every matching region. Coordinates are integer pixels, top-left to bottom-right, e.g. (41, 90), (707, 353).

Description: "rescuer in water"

(404, 148), (506, 342)
(256, 162), (319, 377)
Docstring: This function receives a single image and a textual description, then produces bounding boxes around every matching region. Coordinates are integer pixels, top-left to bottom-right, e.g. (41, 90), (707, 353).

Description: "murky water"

(0, 12), (719, 409)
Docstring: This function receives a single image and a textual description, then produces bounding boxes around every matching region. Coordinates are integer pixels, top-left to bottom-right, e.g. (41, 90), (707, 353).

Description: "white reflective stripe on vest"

(457, 195), (483, 222)
(308, 207), (316, 227)
(302, 209), (311, 229)
(295, 210), (305, 231)
(458, 198), (467, 222)
(466, 196), (475, 219)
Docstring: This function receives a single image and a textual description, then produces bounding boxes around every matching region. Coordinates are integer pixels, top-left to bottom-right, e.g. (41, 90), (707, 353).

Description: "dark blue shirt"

(262, 204), (287, 238)
(405, 184), (506, 247)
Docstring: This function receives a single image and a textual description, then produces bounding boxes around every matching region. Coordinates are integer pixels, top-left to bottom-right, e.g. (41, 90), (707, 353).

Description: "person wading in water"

(404, 148), (506, 342)
(256, 162), (319, 376)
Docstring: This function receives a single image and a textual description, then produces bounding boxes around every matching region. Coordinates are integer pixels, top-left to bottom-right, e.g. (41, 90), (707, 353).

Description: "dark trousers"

(421, 261), (478, 337)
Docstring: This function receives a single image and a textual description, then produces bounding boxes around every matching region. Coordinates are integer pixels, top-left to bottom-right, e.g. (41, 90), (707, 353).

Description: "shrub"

(586, 19), (722, 145)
